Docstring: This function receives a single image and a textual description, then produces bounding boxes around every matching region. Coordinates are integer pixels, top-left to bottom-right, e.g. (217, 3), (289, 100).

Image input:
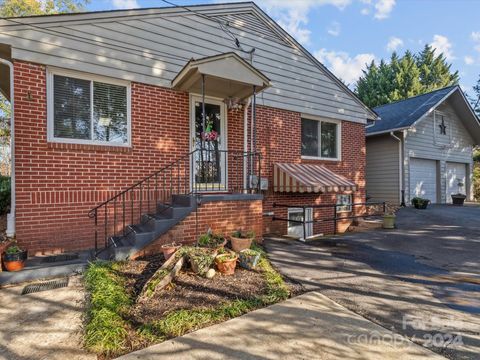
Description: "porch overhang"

(274, 163), (357, 193)
(171, 52), (270, 100)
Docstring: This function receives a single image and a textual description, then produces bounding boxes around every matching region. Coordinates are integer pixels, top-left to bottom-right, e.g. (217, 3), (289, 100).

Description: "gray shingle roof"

(366, 86), (458, 135)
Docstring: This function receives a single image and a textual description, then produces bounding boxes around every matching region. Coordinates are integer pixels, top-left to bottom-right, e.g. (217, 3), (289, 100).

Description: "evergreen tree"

(355, 46), (459, 108)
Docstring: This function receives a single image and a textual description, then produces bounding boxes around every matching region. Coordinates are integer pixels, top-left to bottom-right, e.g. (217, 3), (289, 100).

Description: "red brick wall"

(254, 106), (366, 236)
(133, 199), (263, 258)
(13, 59), (365, 254)
(13, 61), (191, 254)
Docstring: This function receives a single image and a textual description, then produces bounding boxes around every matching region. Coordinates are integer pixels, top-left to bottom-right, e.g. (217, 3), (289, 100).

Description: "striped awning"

(274, 163), (357, 193)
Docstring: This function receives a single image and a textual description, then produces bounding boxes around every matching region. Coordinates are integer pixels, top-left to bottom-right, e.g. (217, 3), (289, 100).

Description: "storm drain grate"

(42, 253), (79, 263)
(21, 278), (69, 295)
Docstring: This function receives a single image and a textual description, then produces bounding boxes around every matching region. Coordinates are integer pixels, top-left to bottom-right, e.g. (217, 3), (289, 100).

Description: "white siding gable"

(0, 4), (371, 124)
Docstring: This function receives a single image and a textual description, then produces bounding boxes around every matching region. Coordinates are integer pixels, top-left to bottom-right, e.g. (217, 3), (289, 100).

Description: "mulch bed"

(118, 254), (268, 324)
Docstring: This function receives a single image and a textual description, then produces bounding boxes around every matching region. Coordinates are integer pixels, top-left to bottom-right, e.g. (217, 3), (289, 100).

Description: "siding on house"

(404, 100), (475, 203)
(366, 134), (400, 204)
(0, 3), (372, 124)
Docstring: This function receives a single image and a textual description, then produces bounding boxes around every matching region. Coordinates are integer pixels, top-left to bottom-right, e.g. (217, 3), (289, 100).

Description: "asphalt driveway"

(265, 204), (480, 360)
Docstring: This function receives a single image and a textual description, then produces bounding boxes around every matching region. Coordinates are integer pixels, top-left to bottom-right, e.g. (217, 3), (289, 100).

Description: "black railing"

(88, 148), (261, 256)
(273, 201), (386, 238)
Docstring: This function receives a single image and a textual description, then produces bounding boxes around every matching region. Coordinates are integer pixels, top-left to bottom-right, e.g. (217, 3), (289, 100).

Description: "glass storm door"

(191, 97), (226, 191)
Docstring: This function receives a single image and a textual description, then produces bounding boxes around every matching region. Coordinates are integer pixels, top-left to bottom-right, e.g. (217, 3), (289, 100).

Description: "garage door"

(410, 158), (437, 203)
(446, 162), (467, 203)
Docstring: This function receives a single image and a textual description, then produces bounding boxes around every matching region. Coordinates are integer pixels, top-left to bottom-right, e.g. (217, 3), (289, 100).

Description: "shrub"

(0, 176), (10, 215)
(474, 162), (480, 201)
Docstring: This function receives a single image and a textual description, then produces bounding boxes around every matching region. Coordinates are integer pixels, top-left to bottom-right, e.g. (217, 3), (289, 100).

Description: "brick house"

(0, 2), (377, 258)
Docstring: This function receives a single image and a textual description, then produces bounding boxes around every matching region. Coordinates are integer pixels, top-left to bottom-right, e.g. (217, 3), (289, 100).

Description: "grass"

(83, 261), (132, 357)
(83, 244), (290, 357)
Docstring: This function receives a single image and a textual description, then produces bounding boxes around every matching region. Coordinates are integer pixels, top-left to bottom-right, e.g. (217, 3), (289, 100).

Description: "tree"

(0, 0), (88, 17)
(0, 0), (89, 175)
(355, 45), (459, 108)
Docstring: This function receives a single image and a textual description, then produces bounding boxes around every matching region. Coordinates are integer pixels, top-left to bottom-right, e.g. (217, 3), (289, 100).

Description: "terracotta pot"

(199, 238), (227, 251)
(3, 250), (27, 272)
(215, 254), (238, 275)
(230, 236), (253, 253)
(161, 243), (181, 260)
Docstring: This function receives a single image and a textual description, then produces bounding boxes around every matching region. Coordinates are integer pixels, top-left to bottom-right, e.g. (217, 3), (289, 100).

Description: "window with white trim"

(336, 194), (352, 212)
(301, 118), (340, 159)
(48, 69), (130, 146)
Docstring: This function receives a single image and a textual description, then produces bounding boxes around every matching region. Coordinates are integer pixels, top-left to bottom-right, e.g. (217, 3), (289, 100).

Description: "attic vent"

(21, 278), (69, 295)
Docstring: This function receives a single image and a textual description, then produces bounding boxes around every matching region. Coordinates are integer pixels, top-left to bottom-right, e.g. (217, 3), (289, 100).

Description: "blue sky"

(88, 0), (480, 96)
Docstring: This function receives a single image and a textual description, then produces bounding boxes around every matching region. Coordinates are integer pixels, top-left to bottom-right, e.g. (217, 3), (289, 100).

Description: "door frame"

(189, 94), (228, 192)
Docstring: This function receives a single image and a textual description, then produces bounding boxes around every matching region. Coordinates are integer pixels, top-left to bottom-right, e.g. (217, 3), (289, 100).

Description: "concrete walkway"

(0, 276), (95, 360)
(117, 292), (444, 360)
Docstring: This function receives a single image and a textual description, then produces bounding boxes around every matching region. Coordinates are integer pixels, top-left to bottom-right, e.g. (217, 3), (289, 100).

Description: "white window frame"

(287, 207), (313, 240)
(47, 67), (132, 147)
(300, 115), (342, 161)
(336, 194), (352, 213)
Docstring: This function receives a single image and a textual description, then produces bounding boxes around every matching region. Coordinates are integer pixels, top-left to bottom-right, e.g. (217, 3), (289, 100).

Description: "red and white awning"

(274, 163), (357, 193)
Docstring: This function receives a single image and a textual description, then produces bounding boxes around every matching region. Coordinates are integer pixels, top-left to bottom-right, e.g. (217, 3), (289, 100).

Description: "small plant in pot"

(382, 213), (396, 229)
(239, 249), (261, 270)
(215, 249), (238, 275)
(230, 229), (255, 253)
(411, 197), (430, 209)
(3, 244), (28, 272)
(161, 242), (181, 260)
(198, 229), (226, 250)
(451, 179), (467, 206)
(187, 248), (215, 276)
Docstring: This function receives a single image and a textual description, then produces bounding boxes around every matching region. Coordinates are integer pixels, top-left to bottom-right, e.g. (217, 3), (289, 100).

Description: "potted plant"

(215, 249), (238, 275)
(451, 179), (467, 206)
(239, 249), (261, 270)
(230, 229), (255, 252)
(161, 242), (181, 260)
(188, 248), (215, 276)
(3, 244), (28, 272)
(198, 229), (226, 250)
(382, 213), (396, 229)
(411, 197), (430, 209)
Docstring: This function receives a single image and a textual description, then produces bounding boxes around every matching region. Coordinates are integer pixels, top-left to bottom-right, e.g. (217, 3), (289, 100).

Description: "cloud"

(465, 56), (474, 65)
(111, 0), (139, 9)
(386, 36), (403, 52)
(430, 34), (455, 60)
(253, 0), (352, 45)
(470, 32), (480, 53)
(314, 48), (375, 85)
(327, 21), (341, 36)
(374, 0), (396, 19)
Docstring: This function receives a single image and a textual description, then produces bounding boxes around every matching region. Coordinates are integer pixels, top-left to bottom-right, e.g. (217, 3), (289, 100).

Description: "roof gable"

(0, 2), (376, 123)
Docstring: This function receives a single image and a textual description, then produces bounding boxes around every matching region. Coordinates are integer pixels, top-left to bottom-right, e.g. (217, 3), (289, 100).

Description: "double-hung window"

(336, 194), (352, 213)
(47, 68), (131, 146)
(301, 117), (340, 160)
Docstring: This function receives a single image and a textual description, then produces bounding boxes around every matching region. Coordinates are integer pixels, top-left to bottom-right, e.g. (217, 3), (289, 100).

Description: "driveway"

(265, 205), (480, 360)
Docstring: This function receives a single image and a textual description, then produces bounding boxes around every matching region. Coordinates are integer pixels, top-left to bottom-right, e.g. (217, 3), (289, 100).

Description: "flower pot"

(230, 236), (254, 253)
(188, 249), (215, 276)
(215, 254), (238, 275)
(414, 202), (429, 209)
(161, 243), (181, 261)
(382, 215), (396, 229)
(3, 250), (28, 272)
(198, 238), (227, 251)
(451, 194), (466, 206)
(239, 249), (261, 270)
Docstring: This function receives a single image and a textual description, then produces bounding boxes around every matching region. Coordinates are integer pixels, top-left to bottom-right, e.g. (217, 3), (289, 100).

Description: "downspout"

(243, 97), (251, 190)
(390, 131), (404, 206)
(1, 59), (15, 237)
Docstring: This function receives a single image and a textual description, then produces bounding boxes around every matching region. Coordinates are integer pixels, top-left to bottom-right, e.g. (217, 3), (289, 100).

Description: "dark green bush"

(0, 176), (10, 215)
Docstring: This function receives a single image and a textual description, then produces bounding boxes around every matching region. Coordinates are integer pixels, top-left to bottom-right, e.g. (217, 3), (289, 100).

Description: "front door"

(190, 96), (227, 191)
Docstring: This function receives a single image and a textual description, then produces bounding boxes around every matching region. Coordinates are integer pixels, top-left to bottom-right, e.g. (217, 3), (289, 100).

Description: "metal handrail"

(88, 148), (262, 256)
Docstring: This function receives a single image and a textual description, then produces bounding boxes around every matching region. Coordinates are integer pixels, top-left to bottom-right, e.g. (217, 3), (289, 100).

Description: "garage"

(410, 158), (438, 203)
(446, 162), (467, 202)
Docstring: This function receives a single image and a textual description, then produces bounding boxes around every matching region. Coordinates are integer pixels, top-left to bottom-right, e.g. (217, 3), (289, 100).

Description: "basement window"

(336, 194), (352, 213)
(47, 68), (131, 146)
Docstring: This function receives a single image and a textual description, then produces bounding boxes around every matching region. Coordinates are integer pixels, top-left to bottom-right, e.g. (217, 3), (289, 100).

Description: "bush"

(474, 162), (480, 201)
(0, 176), (10, 215)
